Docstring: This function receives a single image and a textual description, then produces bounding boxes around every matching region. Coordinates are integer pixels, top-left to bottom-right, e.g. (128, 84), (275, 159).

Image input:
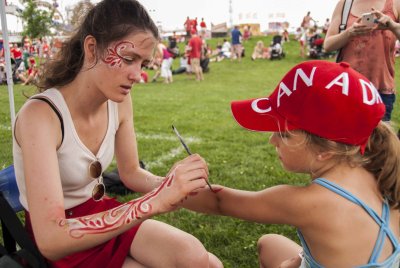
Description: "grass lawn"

(1, 36), (399, 267)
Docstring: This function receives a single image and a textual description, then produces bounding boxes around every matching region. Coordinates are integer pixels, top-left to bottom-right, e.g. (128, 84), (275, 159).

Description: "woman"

(13, 0), (222, 267)
(324, 0), (400, 121)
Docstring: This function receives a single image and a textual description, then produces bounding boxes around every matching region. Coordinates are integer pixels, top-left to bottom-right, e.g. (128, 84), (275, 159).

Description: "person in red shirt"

(42, 39), (51, 60)
(188, 30), (204, 81)
(200, 18), (206, 30)
(10, 43), (23, 67)
(200, 18), (207, 37)
(140, 70), (148, 83)
(191, 17), (198, 35)
(184, 16), (192, 39)
(18, 57), (38, 85)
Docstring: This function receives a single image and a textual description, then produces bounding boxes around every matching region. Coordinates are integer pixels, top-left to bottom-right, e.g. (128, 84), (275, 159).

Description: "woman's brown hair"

(37, 0), (159, 91)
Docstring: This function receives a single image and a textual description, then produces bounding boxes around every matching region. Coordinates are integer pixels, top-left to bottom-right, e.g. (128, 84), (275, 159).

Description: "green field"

(1, 36), (399, 267)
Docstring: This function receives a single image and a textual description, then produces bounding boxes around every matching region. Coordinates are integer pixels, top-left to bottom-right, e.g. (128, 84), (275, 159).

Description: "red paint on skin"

(102, 41), (135, 68)
(211, 187), (223, 194)
(58, 172), (176, 238)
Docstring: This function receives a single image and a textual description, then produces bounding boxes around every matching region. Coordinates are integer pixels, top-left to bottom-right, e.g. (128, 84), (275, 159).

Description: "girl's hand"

(153, 154), (209, 213)
(371, 8), (393, 30)
(347, 17), (374, 37)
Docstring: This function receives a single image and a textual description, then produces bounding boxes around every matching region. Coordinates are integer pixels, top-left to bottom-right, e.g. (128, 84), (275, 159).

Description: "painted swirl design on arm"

(58, 174), (174, 238)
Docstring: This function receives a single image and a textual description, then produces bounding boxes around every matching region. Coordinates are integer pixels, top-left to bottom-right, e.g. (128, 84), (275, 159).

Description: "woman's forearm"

(120, 166), (164, 193)
(388, 20), (400, 40)
(42, 183), (167, 260)
(324, 29), (351, 52)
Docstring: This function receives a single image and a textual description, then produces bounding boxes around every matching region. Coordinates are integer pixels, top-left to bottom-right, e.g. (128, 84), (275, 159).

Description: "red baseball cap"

(231, 60), (385, 152)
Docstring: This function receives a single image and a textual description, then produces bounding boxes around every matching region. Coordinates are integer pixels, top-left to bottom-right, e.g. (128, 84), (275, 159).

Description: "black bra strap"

(30, 96), (64, 143)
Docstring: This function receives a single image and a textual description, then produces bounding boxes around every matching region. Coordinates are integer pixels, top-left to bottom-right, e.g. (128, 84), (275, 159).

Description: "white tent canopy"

(0, 1), (16, 130)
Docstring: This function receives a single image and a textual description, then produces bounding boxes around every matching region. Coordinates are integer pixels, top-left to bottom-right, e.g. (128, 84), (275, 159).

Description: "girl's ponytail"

(364, 122), (400, 209)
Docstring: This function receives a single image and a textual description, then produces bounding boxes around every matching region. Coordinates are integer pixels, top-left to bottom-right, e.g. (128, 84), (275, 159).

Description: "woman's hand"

(371, 8), (394, 30)
(347, 17), (374, 37)
(152, 154), (209, 213)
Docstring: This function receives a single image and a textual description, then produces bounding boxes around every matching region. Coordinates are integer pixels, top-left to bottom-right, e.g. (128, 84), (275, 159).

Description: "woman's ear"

(83, 35), (97, 63)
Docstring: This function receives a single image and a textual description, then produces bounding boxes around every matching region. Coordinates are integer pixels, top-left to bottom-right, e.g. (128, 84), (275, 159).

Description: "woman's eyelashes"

(121, 56), (135, 64)
(120, 55), (149, 68)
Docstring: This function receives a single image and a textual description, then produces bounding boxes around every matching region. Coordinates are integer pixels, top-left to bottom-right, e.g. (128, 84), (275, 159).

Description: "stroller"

(308, 34), (329, 59)
(269, 35), (285, 60)
(11, 58), (25, 83)
(0, 57), (24, 84)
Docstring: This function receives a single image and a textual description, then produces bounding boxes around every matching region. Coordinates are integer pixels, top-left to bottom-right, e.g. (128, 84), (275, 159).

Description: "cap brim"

(231, 98), (297, 132)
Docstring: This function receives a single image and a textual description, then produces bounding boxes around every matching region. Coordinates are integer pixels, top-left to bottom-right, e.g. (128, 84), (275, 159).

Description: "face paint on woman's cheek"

(102, 41), (135, 68)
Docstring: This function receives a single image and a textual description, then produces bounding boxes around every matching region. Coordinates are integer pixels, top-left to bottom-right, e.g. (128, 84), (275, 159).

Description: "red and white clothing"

(11, 47), (22, 60)
(200, 20), (206, 30)
(188, 35), (203, 60)
(161, 47), (173, 79)
(13, 88), (141, 268)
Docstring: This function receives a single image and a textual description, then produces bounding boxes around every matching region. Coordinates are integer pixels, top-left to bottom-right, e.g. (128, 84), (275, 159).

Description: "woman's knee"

(131, 220), (222, 267)
(175, 236), (223, 268)
(174, 235), (210, 267)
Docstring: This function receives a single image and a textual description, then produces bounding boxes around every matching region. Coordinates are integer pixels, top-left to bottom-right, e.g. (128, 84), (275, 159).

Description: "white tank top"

(13, 88), (119, 210)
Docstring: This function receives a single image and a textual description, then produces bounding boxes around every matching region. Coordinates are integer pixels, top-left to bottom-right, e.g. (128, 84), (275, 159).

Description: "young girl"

(183, 60), (400, 267)
(13, 0), (222, 267)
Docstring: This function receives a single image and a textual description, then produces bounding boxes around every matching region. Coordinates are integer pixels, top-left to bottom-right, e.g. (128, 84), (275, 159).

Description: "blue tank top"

(298, 178), (400, 268)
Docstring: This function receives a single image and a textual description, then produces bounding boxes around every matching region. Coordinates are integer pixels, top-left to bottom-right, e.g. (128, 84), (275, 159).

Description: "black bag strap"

(336, 0), (354, 62)
(30, 96), (64, 143)
(0, 193), (47, 267)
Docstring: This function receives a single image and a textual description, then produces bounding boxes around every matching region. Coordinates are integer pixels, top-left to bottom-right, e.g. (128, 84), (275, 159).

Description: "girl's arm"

(182, 183), (311, 227)
(16, 100), (208, 261)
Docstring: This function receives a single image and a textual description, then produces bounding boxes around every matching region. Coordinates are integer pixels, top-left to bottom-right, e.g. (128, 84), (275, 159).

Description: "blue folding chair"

(0, 165), (23, 212)
(0, 165), (47, 267)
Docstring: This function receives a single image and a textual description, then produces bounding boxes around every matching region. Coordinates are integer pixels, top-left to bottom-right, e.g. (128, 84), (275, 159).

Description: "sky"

(4, 0), (339, 32)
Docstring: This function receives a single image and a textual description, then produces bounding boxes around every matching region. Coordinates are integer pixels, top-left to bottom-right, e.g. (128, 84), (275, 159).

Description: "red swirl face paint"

(102, 41), (135, 68)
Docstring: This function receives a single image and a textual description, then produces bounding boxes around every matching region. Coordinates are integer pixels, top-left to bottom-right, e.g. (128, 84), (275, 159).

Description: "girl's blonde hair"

(304, 122), (400, 209)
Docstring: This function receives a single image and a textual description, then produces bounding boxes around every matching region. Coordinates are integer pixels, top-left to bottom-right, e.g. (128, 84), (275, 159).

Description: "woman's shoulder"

(17, 96), (59, 125)
(15, 96), (63, 146)
(115, 94), (133, 123)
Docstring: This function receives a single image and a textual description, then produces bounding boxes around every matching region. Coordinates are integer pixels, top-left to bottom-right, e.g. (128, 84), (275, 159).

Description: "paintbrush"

(172, 125), (213, 191)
